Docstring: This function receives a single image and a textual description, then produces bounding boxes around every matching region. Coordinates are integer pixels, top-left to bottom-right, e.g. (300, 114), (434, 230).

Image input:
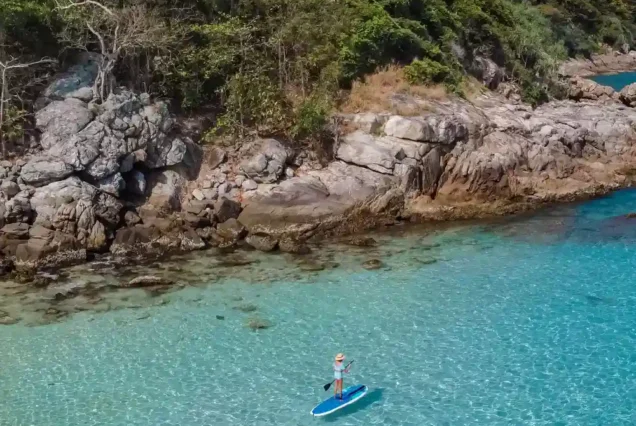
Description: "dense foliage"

(2, 0), (636, 145)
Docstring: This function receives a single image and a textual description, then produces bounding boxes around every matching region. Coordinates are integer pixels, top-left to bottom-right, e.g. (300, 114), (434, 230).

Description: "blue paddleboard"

(310, 384), (368, 417)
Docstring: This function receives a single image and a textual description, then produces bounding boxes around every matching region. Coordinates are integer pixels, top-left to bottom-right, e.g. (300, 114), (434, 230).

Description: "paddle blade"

(323, 382), (332, 391)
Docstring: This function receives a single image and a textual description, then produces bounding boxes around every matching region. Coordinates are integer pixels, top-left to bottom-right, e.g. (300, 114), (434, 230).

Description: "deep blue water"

(3, 191), (636, 425)
(590, 71), (636, 91)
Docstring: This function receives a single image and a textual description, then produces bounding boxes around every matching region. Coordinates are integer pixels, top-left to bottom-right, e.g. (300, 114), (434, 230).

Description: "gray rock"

(216, 218), (246, 242)
(217, 182), (231, 195)
(93, 192), (124, 226)
(4, 196), (31, 224)
(242, 179), (258, 191)
(215, 198), (242, 223)
(337, 131), (398, 174)
(619, 82), (636, 107)
(31, 177), (97, 223)
(239, 139), (291, 183)
(85, 156), (120, 180)
(20, 156), (74, 186)
(42, 52), (98, 102)
(202, 188), (217, 200)
(234, 175), (245, 187)
(394, 163), (420, 194)
(421, 148), (442, 195)
(1, 222), (30, 239)
(245, 233), (278, 252)
(202, 180), (213, 189)
(208, 147), (227, 169)
(239, 162), (397, 236)
(384, 116), (431, 141)
(124, 210), (142, 226)
(125, 275), (173, 288)
(568, 77), (616, 102)
(0, 180), (20, 199)
(36, 99), (94, 149)
(192, 189), (205, 201)
(353, 113), (387, 133)
(144, 170), (185, 213)
(97, 173), (125, 197)
(470, 56), (503, 89)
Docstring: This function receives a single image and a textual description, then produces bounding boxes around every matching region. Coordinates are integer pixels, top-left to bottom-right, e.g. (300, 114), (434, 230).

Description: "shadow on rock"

(323, 388), (385, 422)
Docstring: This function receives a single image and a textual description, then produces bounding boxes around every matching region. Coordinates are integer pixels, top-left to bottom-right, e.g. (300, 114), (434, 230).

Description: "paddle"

(323, 360), (354, 391)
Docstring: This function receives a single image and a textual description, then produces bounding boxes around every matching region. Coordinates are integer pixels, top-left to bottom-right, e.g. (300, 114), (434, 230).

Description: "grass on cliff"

(339, 66), (447, 116)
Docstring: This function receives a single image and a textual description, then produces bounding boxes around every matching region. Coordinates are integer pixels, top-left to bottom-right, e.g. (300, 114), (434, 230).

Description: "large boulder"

(238, 162), (397, 237)
(214, 198), (242, 223)
(14, 231), (85, 269)
(19, 157), (74, 187)
(4, 195), (32, 224)
(25, 89), (200, 194)
(384, 115), (467, 144)
(216, 218), (246, 242)
(470, 56), (503, 89)
(568, 77), (616, 102)
(239, 139), (292, 183)
(31, 177), (97, 223)
(41, 52), (98, 103)
(245, 233), (278, 252)
(36, 98), (94, 149)
(619, 82), (636, 107)
(143, 170), (185, 215)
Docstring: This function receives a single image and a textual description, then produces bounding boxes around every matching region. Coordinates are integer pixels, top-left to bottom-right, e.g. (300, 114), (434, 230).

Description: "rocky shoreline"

(559, 49), (636, 78)
(2, 53), (636, 281)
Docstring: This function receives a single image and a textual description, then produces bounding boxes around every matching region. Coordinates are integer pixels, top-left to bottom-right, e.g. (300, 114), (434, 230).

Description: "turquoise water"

(3, 191), (636, 425)
(590, 71), (636, 90)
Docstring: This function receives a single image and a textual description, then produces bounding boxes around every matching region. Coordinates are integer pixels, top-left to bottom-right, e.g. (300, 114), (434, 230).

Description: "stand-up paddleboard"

(310, 385), (368, 417)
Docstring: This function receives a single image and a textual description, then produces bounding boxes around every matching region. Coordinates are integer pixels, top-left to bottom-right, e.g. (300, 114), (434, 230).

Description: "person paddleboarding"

(333, 353), (350, 399)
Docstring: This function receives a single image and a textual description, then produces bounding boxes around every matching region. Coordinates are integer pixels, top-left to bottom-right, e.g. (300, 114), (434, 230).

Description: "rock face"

(568, 77), (616, 102)
(8, 52), (636, 270)
(239, 139), (292, 183)
(619, 83), (636, 107)
(1, 58), (203, 269)
(559, 50), (636, 77)
(470, 56), (504, 89)
(238, 90), (636, 239)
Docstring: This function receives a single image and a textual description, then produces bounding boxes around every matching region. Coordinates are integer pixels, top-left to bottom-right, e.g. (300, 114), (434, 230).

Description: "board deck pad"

(310, 385), (368, 417)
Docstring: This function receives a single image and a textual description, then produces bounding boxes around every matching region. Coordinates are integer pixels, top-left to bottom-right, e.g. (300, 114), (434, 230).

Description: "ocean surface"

(3, 190), (636, 425)
(590, 71), (636, 91)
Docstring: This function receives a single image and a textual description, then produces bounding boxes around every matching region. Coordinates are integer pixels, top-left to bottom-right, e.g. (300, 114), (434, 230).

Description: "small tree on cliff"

(54, 0), (181, 102)
(0, 56), (56, 159)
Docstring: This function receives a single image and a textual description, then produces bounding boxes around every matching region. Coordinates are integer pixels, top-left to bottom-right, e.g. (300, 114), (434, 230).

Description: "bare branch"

(0, 58), (57, 70)
(54, 0), (115, 16)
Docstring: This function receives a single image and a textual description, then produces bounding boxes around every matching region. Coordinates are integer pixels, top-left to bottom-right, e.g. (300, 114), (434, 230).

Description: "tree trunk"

(0, 68), (6, 159)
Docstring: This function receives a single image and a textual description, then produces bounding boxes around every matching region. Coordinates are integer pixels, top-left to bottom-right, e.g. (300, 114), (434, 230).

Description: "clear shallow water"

(590, 71), (636, 91)
(3, 192), (636, 425)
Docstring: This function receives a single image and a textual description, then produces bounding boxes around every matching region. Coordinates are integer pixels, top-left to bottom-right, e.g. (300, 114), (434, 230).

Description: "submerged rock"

(279, 236), (310, 254)
(233, 303), (258, 313)
(123, 275), (174, 288)
(246, 317), (272, 330)
(344, 236), (378, 247)
(245, 233), (278, 252)
(362, 259), (384, 270)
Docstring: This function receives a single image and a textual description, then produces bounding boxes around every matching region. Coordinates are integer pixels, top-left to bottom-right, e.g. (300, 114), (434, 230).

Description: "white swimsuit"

(334, 362), (345, 380)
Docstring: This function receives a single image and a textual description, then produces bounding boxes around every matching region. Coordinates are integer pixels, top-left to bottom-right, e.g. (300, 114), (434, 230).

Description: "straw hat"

(335, 353), (345, 362)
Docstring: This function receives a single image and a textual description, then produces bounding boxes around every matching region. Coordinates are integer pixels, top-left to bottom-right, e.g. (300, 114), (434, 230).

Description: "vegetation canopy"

(0, 0), (634, 151)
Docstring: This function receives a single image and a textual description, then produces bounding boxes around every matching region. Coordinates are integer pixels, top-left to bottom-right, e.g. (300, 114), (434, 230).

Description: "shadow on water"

(322, 388), (385, 423)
